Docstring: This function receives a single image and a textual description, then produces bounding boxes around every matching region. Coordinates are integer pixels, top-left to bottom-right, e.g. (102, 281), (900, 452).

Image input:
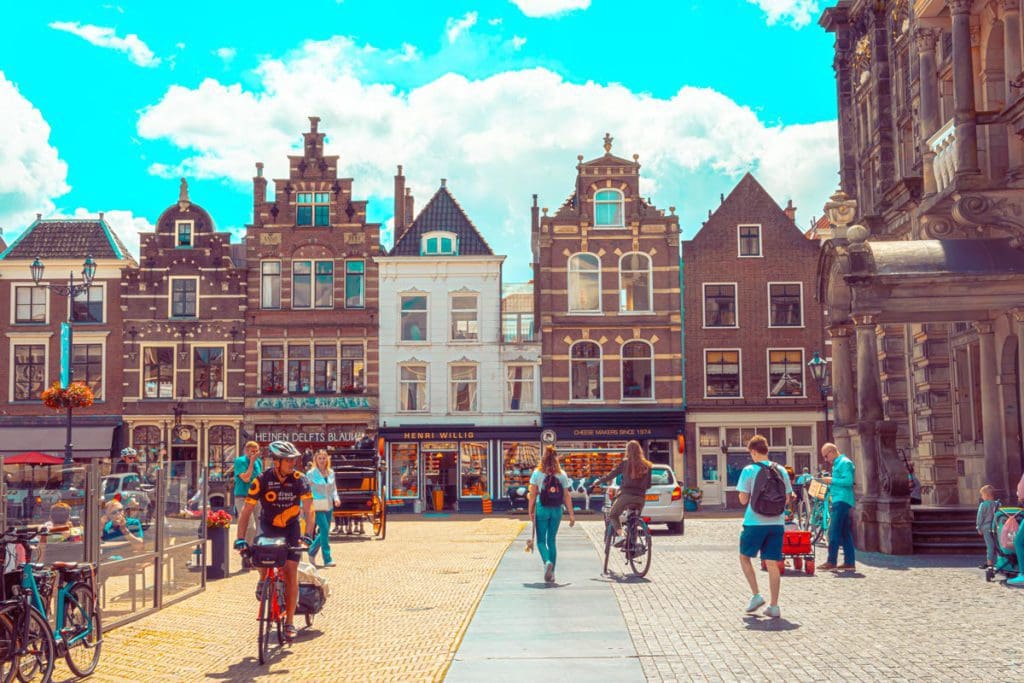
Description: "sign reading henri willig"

(253, 396), (371, 410)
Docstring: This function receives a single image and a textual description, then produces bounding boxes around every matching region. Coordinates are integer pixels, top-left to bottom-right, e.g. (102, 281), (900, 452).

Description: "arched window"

(593, 189), (624, 227)
(132, 425), (162, 464)
(619, 252), (652, 312)
(621, 341), (653, 400)
(570, 341), (602, 400)
(421, 231), (458, 256)
(568, 253), (601, 312)
(208, 425), (238, 481)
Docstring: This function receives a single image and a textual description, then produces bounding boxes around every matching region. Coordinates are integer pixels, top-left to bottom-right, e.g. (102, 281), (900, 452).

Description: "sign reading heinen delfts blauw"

(253, 396), (371, 410)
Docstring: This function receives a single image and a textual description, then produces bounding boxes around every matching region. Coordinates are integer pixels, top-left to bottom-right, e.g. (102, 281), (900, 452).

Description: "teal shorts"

(739, 524), (784, 561)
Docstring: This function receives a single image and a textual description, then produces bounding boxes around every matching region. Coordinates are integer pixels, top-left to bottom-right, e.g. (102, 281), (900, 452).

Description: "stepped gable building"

(0, 215), (135, 458)
(244, 117), (381, 453)
(120, 180), (247, 487)
(819, 1), (1024, 553)
(533, 134), (684, 495)
(682, 174), (827, 508)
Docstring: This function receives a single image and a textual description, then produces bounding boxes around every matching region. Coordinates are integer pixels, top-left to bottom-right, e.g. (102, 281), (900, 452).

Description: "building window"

(170, 278), (198, 318)
(769, 283), (802, 327)
(14, 286), (46, 324)
(132, 425), (162, 463)
(314, 344), (337, 394)
(401, 294), (427, 341)
(703, 284), (737, 327)
(389, 443), (419, 498)
(292, 261), (311, 309)
(400, 365), (427, 411)
(421, 231), (458, 255)
(460, 442), (488, 497)
(450, 364), (479, 412)
(451, 295), (479, 341)
(345, 260), (365, 308)
(315, 261), (334, 308)
(568, 253), (601, 313)
(261, 261), (281, 309)
(208, 425), (237, 482)
(738, 225), (762, 257)
(341, 344), (365, 392)
(619, 253), (651, 312)
(287, 344), (311, 394)
(71, 285), (104, 323)
(768, 349), (805, 397)
(176, 221), (193, 248)
(705, 349), (741, 398)
(72, 343), (103, 399)
(621, 341), (653, 400)
(502, 313), (535, 343)
(593, 189), (624, 227)
(193, 347), (224, 399)
(296, 192), (330, 226)
(260, 344), (284, 394)
(507, 365), (535, 411)
(570, 341), (602, 401)
(13, 344), (45, 401)
(143, 347), (174, 399)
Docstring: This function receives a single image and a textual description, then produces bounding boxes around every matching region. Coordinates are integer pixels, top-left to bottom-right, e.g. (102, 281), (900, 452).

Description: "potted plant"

(682, 487), (702, 512)
(206, 509), (233, 580)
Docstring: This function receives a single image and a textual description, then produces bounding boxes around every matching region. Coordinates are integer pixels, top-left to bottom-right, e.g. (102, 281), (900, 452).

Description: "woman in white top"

(305, 449), (340, 567)
(528, 445), (575, 583)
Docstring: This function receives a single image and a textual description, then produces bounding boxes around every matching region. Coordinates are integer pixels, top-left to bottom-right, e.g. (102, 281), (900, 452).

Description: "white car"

(603, 465), (685, 534)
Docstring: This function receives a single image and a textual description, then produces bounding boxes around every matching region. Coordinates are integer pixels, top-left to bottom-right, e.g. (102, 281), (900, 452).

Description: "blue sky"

(0, 0), (838, 280)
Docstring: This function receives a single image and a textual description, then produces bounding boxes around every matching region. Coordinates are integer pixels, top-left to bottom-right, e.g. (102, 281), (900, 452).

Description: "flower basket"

(682, 487), (702, 511)
(205, 509), (232, 529)
(41, 381), (94, 410)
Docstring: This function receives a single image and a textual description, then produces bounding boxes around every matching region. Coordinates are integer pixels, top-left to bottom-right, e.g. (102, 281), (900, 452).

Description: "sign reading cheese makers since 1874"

(569, 427), (655, 438)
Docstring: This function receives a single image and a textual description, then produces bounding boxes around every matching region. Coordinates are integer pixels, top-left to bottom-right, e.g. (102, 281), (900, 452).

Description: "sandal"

(284, 624), (298, 642)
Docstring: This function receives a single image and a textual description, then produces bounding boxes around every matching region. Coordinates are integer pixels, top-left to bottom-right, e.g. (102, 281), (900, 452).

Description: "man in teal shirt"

(234, 441), (264, 553)
(819, 442), (856, 570)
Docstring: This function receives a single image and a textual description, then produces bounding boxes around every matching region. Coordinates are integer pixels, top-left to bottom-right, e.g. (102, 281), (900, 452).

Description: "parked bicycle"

(239, 537), (309, 665)
(806, 479), (832, 546)
(600, 503), (652, 578)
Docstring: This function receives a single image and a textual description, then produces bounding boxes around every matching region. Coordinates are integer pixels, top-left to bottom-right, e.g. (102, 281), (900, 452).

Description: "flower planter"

(684, 499), (699, 512)
(207, 525), (230, 580)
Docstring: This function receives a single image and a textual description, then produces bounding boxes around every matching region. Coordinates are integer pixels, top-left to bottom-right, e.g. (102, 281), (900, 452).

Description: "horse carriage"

(330, 447), (386, 541)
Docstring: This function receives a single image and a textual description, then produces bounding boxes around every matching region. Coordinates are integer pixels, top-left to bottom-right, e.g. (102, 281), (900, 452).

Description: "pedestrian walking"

(233, 441), (264, 550)
(736, 435), (794, 619)
(818, 442), (856, 571)
(528, 445), (575, 583)
(306, 449), (340, 568)
(976, 484), (998, 570)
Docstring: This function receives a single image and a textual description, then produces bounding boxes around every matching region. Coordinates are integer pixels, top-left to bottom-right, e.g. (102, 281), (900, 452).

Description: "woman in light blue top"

(528, 445), (575, 583)
(305, 449), (340, 567)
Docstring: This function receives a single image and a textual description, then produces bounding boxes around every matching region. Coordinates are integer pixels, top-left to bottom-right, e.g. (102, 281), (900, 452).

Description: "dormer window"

(176, 221), (193, 248)
(594, 189), (624, 227)
(297, 192), (331, 226)
(421, 231), (458, 256)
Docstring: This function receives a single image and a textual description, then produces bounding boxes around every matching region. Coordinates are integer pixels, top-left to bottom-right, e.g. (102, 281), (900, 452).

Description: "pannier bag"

(295, 584), (326, 615)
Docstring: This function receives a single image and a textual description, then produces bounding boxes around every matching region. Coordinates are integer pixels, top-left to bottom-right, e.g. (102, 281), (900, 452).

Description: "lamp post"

(31, 255), (97, 469)
(807, 351), (832, 443)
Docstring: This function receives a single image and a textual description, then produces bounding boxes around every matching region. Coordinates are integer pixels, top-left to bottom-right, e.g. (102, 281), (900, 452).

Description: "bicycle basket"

(250, 537), (289, 568)
(807, 480), (828, 500)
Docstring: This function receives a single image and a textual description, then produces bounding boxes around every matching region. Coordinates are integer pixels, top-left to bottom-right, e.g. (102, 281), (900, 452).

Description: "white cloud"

(510, 0), (590, 18)
(511, 36), (527, 50)
(446, 12), (478, 44)
(214, 47), (237, 63)
(746, 0), (821, 29)
(0, 71), (70, 236)
(388, 43), (420, 63)
(488, 18), (503, 26)
(137, 37), (838, 276)
(49, 21), (160, 67)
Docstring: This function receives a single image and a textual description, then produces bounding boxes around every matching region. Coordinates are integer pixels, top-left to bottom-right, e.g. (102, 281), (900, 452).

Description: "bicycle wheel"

(63, 583), (102, 677)
(5, 607), (55, 683)
(626, 518), (652, 578)
(257, 580), (272, 665)
(0, 609), (17, 683)
(602, 520), (613, 576)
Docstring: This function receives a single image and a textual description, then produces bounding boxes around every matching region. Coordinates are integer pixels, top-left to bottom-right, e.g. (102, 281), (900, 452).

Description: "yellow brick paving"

(53, 518), (522, 683)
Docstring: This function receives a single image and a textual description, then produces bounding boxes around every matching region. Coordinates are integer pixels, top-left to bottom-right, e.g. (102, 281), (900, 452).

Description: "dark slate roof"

(870, 238), (1024, 277)
(0, 219), (133, 262)
(390, 184), (494, 256)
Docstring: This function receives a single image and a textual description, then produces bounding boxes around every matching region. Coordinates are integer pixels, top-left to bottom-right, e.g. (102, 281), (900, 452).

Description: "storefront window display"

(459, 442), (488, 498)
(501, 441), (540, 496)
(558, 442), (626, 492)
(389, 443), (419, 499)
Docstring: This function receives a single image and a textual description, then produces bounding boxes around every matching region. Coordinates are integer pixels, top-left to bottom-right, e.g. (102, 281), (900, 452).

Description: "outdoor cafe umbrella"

(4, 452), (64, 520)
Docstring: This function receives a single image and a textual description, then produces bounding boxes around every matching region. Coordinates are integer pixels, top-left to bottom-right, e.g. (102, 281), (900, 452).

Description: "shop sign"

(400, 430), (475, 440)
(253, 396), (371, 410)
(254, 429), (363, 443)
(570, 427), (654, 439)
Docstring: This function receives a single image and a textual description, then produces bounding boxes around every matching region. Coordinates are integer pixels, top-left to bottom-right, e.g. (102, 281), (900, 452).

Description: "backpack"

(750, 462), (788, 517)
(539, 473), (565, 507)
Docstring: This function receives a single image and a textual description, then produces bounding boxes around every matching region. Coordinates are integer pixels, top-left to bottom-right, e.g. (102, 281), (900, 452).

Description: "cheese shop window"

(502, 442), (540, 496)
(559, 442), (626, 492)
(389, 443), (419, 499)
(460, 441), (488, 498)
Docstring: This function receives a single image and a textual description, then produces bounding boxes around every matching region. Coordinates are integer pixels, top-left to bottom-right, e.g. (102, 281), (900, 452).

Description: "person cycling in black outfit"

(593, 440), (653, 547)
(235, 440), (315, 642)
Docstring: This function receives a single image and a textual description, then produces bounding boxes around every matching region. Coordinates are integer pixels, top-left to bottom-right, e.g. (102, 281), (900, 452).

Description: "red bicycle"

(240, 537), (306, 665)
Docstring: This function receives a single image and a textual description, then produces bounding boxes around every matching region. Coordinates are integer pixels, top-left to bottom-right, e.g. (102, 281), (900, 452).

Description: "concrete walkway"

(445, 524), (644, 681)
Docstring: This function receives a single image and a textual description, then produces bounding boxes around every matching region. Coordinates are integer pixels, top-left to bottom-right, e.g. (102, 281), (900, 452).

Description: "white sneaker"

(745, 594), (765, 613)
(544, 561), (554, 583)
(764, 605), (781, 619)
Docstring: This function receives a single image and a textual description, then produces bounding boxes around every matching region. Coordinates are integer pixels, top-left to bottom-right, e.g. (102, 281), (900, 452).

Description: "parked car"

(101, 473), (155, 528)
(603, 464), (685, 534)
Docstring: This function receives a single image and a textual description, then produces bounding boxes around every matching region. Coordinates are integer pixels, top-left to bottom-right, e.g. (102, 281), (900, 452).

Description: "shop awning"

(5, 452), (65, 466)
(542, 409), (685, 440)
(0, 426), (116, 459)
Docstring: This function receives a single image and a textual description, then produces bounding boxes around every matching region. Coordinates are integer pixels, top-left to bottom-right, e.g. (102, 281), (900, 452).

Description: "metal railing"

(928, 118), (958, 193)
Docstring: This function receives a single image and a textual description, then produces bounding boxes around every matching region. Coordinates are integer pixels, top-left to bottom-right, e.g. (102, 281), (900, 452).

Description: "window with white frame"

(768, 349), (805, 397)
(72, 343), (103, 399)
(570, 341), (602, 400)
(315, 261), (334, 308)
(260, 344), (284, 394)
(593, 189), (624, 227)
(341, 344), (365, 392)
(451, 295), (479, 341)
(421, 231), (458, 255)
(506, 365), (535, 411)
(296, 192), (330, 226)
(143, 347), (174, 398)
(450, 364), (479, 412)
(170, 278), (197, 318)
(314, 344), (337, 394)
(345, 260), (365, 308)
(287, 344), (311, 394)
(621, 340), (653, 400)
(502, 313), (535, 343)
(703, 284), (736, 327)
(14, 286), (46, 324)
(261, 261), (281, 309)
(71, 285), (104, 323)
(176, 221), (194, 248)
(292, 260), (333, 309)
(13, 344), (46, 401)
(705, 349), (740, 398)
(568, 253), (601, 313)
(399, 364), (427, 411)
(400, 294), (427, 341)
(738, 225), (762, 257)
(193, 347), (224, 399)
(619, 253), (651, 312)
(769, 283), (803, 327)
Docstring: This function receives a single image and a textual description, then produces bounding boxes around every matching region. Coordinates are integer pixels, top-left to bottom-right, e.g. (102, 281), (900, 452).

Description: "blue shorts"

(739, 524), (784, 561)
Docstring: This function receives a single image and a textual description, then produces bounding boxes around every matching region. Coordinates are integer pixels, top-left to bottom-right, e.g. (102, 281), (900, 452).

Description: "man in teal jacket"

(819, 443), (856, 570)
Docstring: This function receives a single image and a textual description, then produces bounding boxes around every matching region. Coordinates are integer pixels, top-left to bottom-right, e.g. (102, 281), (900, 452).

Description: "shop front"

(379, 425), (542, 514)
(245, 394), (377, 464)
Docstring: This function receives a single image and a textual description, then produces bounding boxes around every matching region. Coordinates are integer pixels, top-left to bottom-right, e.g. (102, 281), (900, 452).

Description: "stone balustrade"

(928, 118), (957, 193)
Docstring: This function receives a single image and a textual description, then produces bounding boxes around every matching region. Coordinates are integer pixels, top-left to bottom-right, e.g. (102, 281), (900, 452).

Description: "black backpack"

(539, 474), (564, 507)
(750, 462), (788, 516)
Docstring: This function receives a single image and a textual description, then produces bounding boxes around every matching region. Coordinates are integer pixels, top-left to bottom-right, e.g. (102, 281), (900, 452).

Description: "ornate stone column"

(853, 313), (882, 552)
(951, 0), (982, 176)
(1005, 0), (1024, 170)
(915, 27), (941, 194)
(977, 321), (1008, 494)
(829, 323), (857, 476)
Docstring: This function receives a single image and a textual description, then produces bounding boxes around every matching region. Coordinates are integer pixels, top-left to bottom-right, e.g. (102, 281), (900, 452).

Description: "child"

(976, 485), (998, 569)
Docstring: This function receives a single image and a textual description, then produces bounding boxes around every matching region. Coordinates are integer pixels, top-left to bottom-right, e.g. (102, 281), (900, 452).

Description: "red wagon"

(761, 529), (816, 575)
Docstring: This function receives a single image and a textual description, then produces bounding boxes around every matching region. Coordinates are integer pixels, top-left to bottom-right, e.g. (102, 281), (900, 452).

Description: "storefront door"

(699, 452), (723, 506)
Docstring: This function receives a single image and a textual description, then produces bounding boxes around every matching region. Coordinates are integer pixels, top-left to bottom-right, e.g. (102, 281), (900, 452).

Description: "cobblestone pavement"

(581, 518), (1023, 682)
(53, 518), (522, 683)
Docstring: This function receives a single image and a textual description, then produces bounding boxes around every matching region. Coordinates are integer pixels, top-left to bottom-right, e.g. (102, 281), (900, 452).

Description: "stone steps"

(912, 506), (985, 554)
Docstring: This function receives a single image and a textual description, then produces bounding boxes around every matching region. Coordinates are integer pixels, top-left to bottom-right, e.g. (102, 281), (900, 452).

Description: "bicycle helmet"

(120, 447), (138, 457)
(268, 440), (301, 460)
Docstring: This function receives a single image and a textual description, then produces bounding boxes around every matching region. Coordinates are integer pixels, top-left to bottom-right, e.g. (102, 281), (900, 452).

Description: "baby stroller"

(986, 505), (1022, 584)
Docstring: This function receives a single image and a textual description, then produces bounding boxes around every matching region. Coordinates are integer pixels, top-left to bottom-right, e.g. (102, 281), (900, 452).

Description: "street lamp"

(807, 351), (832, 443)
(30, 254), (98, 469)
